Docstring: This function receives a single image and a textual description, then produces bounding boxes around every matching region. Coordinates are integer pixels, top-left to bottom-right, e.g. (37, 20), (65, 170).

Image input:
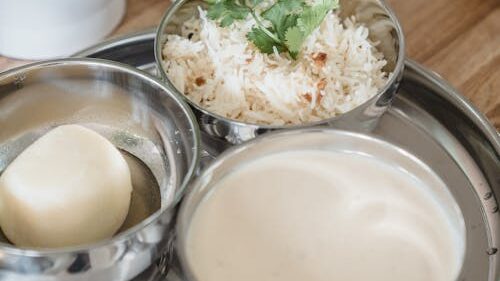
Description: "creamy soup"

(185, 150), (463, 281)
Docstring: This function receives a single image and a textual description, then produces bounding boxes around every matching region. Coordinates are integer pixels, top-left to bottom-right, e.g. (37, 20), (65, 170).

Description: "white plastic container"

(0, 0), (126, 59)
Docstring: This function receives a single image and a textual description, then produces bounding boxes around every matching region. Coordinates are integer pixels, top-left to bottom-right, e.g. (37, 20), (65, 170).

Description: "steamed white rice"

(162, 6), (389, 125)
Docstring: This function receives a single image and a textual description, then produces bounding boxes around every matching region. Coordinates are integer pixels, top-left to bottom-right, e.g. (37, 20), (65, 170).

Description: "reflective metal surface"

(0, 59), (201, 281)
(154, 0), (406, 147)
(78, 32), (499, 281)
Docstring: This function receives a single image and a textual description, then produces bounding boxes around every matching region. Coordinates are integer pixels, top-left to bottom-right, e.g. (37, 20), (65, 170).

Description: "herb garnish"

(205, 0), (339, 59)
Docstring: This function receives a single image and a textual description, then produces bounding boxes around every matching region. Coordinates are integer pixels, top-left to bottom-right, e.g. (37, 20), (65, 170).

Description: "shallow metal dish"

(78, 32), (499, 280)
(154, 0), (405, 146)
(0, 58), (201, 281)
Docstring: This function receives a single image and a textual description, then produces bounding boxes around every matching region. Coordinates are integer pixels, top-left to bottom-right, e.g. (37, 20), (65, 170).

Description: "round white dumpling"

(0, 124), (133, 248)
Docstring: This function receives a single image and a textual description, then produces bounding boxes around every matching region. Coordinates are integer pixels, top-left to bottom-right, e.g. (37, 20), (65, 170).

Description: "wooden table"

(1, 0), (499, 129)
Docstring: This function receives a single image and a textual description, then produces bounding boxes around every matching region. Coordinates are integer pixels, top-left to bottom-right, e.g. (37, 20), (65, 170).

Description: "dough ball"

(0, 124), (133, 248)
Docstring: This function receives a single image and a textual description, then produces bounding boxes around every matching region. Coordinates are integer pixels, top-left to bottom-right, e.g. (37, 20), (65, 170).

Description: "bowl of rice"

(155, 0), (405, 146)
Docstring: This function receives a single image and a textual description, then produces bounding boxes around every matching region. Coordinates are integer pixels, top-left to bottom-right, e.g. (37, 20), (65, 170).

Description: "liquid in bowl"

(178, 133), (465, 281)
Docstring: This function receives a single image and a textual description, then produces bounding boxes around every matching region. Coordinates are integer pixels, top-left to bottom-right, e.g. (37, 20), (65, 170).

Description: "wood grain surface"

(0, 0), (499, 129)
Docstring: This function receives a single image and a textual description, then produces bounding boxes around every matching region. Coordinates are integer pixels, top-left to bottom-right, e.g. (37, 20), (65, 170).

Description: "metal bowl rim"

(0, 57), (202, 257)
(75, 29), (157, 58)
(154, 0), (406, 129)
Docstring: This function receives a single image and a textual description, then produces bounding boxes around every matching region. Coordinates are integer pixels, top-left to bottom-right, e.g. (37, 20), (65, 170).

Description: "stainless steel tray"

(76, 31), (500, 281)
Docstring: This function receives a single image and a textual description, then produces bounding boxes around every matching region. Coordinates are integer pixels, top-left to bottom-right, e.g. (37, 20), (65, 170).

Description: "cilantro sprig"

(205, 0), (339, 59)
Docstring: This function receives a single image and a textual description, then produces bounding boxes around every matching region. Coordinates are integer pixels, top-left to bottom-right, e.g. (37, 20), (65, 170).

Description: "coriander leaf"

(284, 26), (306, 55)
(206, 1), (225, 19)
(262, 0), (304, 40)
(221, 1), (250, 19)
(220, 16), (235, 27)
(297, 0), (339, 35)
(206, 0), (250, 27)
(285, 0), (339, 56)
(247, 27), (286, 54)
(246, 0), (263, 7)
(278, 14), (299, 40)
(262, 0), (304, 25)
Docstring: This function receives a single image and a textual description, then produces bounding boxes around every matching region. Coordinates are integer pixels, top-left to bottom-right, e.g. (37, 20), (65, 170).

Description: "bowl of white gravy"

(177, 128), (466, 281)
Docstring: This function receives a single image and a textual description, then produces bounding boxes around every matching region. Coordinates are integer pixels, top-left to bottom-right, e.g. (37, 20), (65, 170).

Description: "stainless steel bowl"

(176, 129), (467, 281)
(155, 0), (405, 149)
(0, 58), (201, 281)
